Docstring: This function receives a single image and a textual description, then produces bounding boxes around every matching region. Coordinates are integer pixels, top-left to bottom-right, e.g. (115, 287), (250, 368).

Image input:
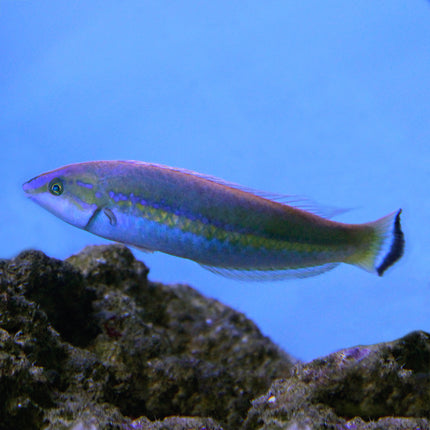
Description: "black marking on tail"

(376, 209), (404, 276)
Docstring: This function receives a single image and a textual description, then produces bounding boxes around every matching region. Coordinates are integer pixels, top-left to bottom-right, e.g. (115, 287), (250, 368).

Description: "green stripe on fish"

(22, 160), (404, 280)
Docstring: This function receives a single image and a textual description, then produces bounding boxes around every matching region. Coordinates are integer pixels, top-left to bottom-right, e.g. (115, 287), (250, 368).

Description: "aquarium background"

(2, 1), (429, 361)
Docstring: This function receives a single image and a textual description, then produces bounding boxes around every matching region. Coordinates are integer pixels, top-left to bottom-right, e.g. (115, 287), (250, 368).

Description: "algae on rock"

(0, 245), (293, 430)
(1, 245), (429, 430)
(244, 331), (430, 430)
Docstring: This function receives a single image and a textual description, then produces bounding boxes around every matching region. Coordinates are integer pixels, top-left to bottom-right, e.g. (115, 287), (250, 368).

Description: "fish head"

(23, 162), (107, 229)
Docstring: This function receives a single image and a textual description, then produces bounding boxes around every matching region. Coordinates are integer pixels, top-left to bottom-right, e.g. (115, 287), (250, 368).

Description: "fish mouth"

(22, 173), (48, 195)
(22, 180), (34, 195)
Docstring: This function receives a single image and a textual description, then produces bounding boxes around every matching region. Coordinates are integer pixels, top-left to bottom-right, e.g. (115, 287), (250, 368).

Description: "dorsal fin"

(126, 160), (347, 219)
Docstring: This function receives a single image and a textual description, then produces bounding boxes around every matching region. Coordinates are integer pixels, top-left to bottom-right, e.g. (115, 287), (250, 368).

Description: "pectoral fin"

(103, 208), (117, 226)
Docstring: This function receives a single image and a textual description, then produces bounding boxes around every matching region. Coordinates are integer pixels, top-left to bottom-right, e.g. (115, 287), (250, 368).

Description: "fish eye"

(49, 178), (64, 196)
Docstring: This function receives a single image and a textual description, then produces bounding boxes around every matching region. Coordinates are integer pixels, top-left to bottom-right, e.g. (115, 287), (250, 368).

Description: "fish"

(22, 160), (404, 280)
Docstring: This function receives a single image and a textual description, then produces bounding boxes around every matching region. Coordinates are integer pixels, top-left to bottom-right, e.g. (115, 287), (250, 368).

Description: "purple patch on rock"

(343, 347), (371, 362)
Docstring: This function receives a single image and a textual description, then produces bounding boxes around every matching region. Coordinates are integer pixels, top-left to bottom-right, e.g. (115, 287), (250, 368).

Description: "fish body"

(23, 161), (404, 279)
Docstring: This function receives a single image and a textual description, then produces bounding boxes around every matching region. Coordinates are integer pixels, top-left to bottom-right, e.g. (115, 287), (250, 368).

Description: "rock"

(2, 249), (98, 347)
(243, 331), (430, 430)
(129, 416), (223, 430)
(1, 244), (429, 430)
(0, 245), (294, 430)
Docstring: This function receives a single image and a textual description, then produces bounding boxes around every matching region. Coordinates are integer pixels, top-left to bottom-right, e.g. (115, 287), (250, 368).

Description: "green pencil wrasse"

(23, 161), (404, 280)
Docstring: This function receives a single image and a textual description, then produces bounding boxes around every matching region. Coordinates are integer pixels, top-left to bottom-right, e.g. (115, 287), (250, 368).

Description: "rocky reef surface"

(0, 244), (429, 430)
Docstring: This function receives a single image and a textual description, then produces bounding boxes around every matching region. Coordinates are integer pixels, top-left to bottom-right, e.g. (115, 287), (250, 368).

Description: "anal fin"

(199, 263), (338, 281)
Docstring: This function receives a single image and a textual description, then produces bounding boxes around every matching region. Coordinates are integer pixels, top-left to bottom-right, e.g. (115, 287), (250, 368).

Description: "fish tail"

(348, 209), (404, 276)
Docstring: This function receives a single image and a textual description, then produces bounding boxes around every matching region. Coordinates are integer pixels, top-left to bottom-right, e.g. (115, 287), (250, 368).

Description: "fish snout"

(22, 174), (49, 195)
(22, 180), (35, 195)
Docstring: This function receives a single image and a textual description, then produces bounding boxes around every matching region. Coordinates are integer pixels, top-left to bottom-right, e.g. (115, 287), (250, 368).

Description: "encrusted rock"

(1, 245), (428, 430)
(0, 245), (294, 429)
(243, 331), (430, 429)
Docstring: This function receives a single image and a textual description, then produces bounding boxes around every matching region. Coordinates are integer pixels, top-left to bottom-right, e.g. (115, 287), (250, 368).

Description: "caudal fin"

(350, 209), (404, 276)
(375, 209), (404, 275)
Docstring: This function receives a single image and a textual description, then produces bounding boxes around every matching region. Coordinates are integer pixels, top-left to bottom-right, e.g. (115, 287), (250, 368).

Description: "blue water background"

(2, 1), (429, 361)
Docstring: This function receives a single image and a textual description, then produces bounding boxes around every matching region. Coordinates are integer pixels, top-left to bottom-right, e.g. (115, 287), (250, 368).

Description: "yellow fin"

(350, 209), (404, 276)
